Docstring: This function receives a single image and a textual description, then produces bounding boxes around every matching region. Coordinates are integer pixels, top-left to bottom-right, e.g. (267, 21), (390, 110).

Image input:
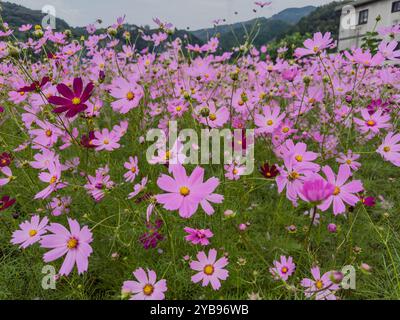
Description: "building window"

(393, 1), (400, 12)
(358, 9), (369, 25)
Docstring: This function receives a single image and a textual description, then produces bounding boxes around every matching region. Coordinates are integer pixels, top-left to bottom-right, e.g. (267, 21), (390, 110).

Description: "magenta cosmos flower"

(318, 165), (364, 215)
(11, 215), (49, 249)
(122, 268), (167, 300)
(48, 78), (94, 118)
(377, 132), (400, 167)
(40, 218), (93, 276)
(0, 195), (16, 211)
(301, 266), (340, 300)
(190, 249), (229, 290)
(155, 164), (223, 218)
(184, 227), (213, 246)
(299, 175), (335, 205)
(269, 256), (296, 281)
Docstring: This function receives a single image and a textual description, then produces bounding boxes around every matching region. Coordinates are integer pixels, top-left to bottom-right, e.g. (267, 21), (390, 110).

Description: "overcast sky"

(5, 0), (334, 30)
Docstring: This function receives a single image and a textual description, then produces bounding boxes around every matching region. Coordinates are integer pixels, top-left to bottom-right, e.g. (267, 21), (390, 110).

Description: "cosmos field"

(1, 5), (400, 301)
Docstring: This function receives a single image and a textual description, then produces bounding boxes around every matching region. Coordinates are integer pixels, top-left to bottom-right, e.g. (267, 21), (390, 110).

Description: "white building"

(337, 0), (400, 51)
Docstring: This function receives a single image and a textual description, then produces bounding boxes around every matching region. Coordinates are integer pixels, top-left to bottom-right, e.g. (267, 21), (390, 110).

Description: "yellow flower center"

(334, 186), (341, 196)
(126, 91), (135, 101)
(180, 186), (190, 197)
(176, 106), (182, 112)
(209, 114), (217, 121)
(281, 267), (288, 274)
(29, 230), (38, 237)
(67, 237), (78, 249)
(282, 127), (290, 133)
(313, 46), (319, 53)
(50, 176), (57, 184)
(103, 139), (109, 145)
(233, 169), (238, 175)
(72, 97), (81, 105)
(20, 91), (25, 96)
(384, 146), (391, 152)
(164, 150), (171, 160)
(316, 280), (324, 290)
(45, 129), (52, 137)
(346, 159), (352, 165)
(295, 155), (303, 162)
(131, 167), (137, 173)
(204, 265), (214, 276)
(289, 171), (299, 180)
(266, 120), (274, 126)
(367, 120), (376, 127)
(143, 284), (154, 296)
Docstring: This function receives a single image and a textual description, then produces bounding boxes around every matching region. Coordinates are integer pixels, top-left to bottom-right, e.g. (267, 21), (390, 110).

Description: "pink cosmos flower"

(0, 166), (13, 186)
(190, 249), (229, 290)
(85, 166), (114, 202)
(19, 24), (32, 32)
(354, 109), (391, 134)
(128, 177), (148, 199)
(269, 256), (296, 281)
(155, 164), (223, 218)
(123, 156), (139, 183)
(30, 149), (60, 170)
(110, 76), (143, 114)
(336, 150), (361, 172)
(319, 165), (364, 215)
(377, 132), (400, 167)
(48, 77), (94, 118)
(224, 162), (246, 181)
(276, 158), (316, 204)
(299, 175), (335, 205)
(48, 196), (71, 216)
(301, 266), (340, 300)
(11, 215), (49, 249)
(40, 218), (93, 276)
(184, 227), (213, 246)
(29, 120), (63, 149)
(279, 140), (320, 172)
(294, 32), (333, 57)
(35, 161), (67, 200)
(255, 106), (285, 134)
(378, 40), (400, 61)
(92, 128), (121, 151)
(122, 268), (167, 300)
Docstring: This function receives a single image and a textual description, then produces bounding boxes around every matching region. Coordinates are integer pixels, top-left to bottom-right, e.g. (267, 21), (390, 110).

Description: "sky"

(5, 0), (334, 30)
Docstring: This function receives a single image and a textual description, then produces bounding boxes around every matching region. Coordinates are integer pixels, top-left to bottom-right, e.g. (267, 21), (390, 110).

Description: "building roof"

(335, 0), (384, 11)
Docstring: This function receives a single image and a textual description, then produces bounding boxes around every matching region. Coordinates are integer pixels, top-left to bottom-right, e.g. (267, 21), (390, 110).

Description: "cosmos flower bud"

(64, 29), (72, 38)
(360, 263), (372, 273)
(200, 107), (210, 117)
(303, 75), (312, 86)
(328, 223), (337, 233)
(107, 27), (117, 37)
(330, 271), (344, 284)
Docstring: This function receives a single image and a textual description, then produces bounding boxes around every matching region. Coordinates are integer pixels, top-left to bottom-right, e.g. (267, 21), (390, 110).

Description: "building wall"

(338, 0), (400, 51)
